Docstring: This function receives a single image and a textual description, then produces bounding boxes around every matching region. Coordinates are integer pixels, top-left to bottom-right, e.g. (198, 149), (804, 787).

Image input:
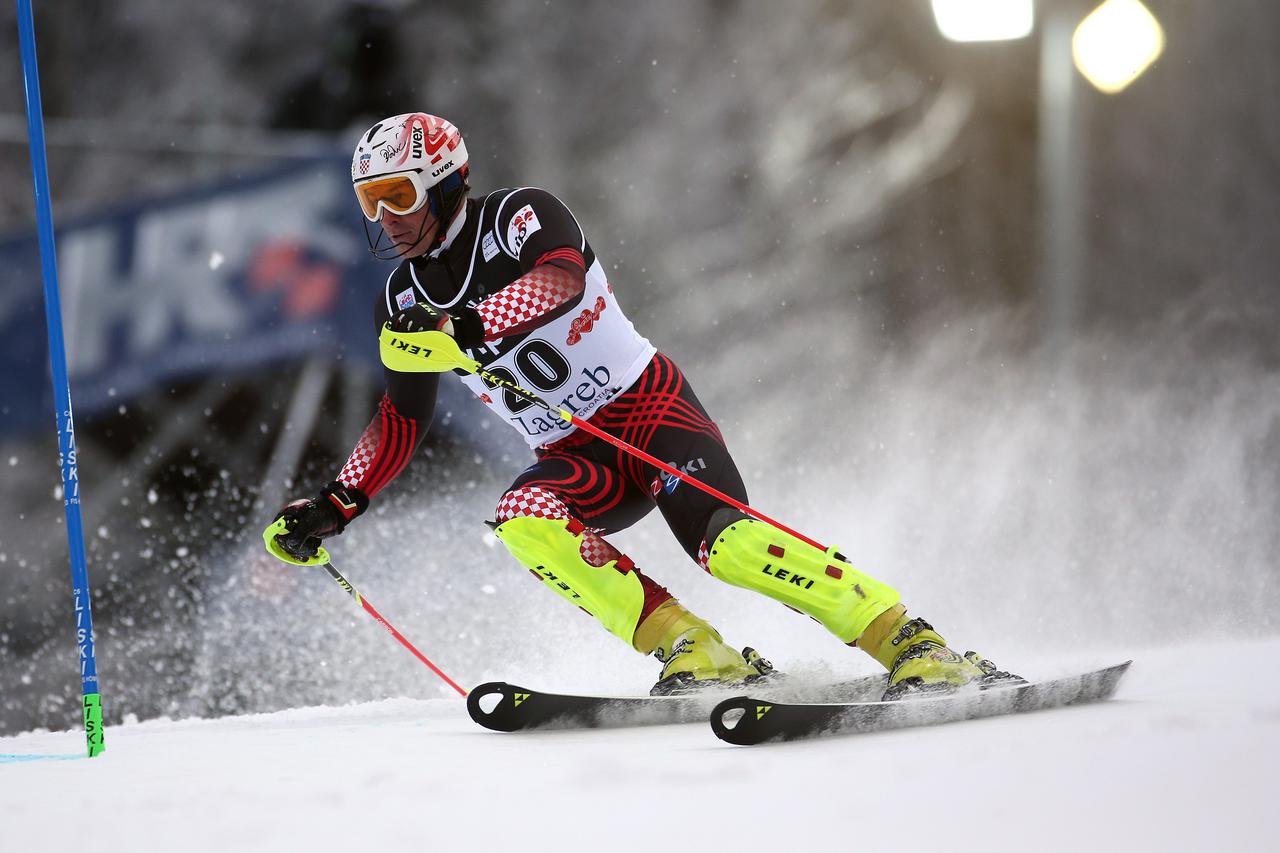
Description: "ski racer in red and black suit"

(264, 113), (1018, 697)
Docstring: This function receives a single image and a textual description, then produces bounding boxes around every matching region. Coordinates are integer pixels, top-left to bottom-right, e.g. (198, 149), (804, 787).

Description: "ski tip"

(708, 695), (770, 746)
(1099, 660), (1134, 694)
(466, 682), (529, 732)
(1095, 659), (1133, 682)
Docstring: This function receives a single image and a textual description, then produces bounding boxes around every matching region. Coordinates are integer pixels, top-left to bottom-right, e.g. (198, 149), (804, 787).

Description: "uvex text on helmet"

(351, 113), (468, 187)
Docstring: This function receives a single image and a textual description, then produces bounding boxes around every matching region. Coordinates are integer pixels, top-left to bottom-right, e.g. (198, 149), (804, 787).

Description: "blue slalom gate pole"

(16, 0), (105, 757)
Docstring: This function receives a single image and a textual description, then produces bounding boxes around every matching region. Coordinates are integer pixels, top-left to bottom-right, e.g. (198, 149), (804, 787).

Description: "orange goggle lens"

(354, 174), (424, 221)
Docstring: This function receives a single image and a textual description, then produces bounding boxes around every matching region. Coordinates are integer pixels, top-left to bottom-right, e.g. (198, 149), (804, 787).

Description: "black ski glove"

(265, 482), (368, 565)
(390, 302), (484, 349)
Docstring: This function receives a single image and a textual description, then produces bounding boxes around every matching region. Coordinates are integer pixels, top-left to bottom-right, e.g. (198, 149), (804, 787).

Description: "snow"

(3, 640), (1277, 852)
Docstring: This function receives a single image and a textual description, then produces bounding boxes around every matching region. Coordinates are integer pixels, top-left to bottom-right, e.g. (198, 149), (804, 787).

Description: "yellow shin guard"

(493, 516), (645, 645)
(705, 517), (901, 644)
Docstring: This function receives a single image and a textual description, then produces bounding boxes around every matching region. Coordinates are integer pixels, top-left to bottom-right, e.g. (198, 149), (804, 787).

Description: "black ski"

(466, 673), (889, 733)
(709, 660), (1132, 745)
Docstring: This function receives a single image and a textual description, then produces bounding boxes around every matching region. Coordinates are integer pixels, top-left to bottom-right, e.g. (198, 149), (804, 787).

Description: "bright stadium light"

(931, 0), (1034, 43)
(1072, 0), (1165, 94)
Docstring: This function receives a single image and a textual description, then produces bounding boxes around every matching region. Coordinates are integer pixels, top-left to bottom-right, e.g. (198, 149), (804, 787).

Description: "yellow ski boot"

(859, 605), (1024, 700)
(634, 599), (773, 696)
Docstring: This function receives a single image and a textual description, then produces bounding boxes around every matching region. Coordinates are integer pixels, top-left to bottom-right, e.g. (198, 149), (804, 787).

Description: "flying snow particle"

(7, 456), (16, 467)
(209, 251), (225, 270)
(147, 488), (159, 505)
(176, 546), (190, 558)
(481, 584), (496, 595)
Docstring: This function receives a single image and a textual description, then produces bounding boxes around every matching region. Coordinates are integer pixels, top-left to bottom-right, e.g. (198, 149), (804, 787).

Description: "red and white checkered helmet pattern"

(351, 113), (468, 187)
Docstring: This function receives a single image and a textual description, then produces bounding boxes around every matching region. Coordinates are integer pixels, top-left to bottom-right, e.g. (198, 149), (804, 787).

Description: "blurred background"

(1, 0), (1276, 736)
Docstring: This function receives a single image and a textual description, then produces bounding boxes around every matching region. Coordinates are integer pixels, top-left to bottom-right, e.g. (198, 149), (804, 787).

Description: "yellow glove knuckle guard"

(378, 325), (478, 374)
(261, 517), (329, 567)
(705, 520), (900, 644)
(494, 516), (645, 644)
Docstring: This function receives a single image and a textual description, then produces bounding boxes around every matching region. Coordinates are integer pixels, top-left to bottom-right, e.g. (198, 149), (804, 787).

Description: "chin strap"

(361, 169), (470, 260)
(427, 198), (469, 257)
(424, 167), (470, 256)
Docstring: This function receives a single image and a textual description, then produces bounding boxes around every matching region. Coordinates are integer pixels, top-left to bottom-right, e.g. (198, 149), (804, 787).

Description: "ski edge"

(709, 660), (1133, 746)
(466, 681), (708, 732)
(466, 672), (891, 733)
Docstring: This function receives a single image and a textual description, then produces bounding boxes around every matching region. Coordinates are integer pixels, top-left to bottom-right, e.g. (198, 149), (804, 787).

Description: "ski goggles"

(353, 170), (429, 222)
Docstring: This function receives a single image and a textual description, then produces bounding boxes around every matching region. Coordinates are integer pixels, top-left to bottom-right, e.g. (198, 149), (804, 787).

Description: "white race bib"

(460, 259), (654, 448)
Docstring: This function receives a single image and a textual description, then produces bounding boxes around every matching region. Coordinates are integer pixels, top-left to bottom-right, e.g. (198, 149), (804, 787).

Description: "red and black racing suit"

(334, 187), (749, 626)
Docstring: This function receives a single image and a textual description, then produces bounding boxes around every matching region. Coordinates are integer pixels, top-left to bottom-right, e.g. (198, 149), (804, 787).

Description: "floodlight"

(931, 0), (1034, 43)
(1072, 0), (1165, 94)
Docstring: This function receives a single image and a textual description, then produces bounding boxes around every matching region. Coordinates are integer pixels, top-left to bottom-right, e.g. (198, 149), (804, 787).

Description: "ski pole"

(319, 558), (468, 697)
(18, 0), (105, 757)
(380, 327), (832, 554)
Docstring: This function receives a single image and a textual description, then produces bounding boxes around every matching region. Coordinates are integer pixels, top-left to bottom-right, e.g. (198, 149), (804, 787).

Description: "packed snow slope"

(3, 639), (1277, 853)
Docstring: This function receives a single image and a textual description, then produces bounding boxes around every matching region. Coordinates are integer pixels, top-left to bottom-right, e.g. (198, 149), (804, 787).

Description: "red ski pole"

(321, 559), (468, 697)
(380, 328), (831, 553)
(533, 401), (826, 551)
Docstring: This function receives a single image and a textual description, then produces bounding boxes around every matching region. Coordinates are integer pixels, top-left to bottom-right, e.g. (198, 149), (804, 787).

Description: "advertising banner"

(0, 158), (388, 437)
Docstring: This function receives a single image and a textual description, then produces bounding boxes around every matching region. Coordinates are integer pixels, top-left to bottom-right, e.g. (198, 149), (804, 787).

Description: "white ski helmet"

(351, 112), (469, 223)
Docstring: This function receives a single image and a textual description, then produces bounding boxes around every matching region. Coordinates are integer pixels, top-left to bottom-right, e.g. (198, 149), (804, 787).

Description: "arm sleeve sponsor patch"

(506, 204), (542, 256)
(482, 230), (500, 262)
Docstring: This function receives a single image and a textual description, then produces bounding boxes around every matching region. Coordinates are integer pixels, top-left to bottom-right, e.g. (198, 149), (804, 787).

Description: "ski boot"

(636, 600), (774, 696)
(860, 605), (1024, 700)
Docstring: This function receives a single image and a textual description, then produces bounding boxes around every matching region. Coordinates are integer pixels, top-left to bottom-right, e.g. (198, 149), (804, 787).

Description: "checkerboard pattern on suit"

(579, 531), (623, 568)
(495, 486), (573, 522)
(495, 486), (625, 568)
(338, 429), (379, 490)
(334, 394), (419, 500)
(477, 263), (583, 339)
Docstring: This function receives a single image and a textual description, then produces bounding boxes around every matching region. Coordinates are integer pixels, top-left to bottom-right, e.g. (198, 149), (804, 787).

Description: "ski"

(709, 661), (1132, 745)
(466, 672), (890, 733)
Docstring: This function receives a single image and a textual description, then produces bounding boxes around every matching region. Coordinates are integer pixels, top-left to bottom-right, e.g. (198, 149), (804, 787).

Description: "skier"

(263, 113), (1018, 697)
